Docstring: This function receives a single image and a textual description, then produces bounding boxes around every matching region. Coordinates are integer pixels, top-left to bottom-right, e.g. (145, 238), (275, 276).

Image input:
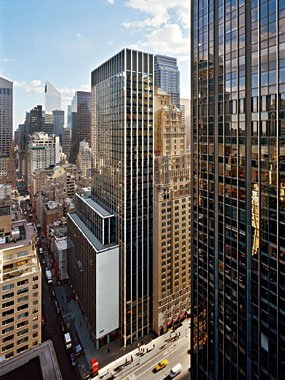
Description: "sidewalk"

(52, 278), (190, 379)
(96, 320), (190, 379)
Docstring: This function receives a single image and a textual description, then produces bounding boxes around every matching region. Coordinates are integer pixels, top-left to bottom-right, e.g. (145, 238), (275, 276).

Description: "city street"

(98, 321), (190, 380)
(40, 241), (80, 380)
(119, 336), (190, 380)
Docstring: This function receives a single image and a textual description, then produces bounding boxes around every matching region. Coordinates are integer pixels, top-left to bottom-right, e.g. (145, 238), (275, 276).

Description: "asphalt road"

(116, 335), (190, 380)
(40, 244), (80, 380)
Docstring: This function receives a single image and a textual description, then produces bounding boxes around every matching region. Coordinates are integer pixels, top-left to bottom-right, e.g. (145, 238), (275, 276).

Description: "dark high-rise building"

(29, 105), (43, 135)
(52, 110), (64, 144)
(70, 91), (91, 163)
(154, 54), (180, 108)
(0, 77), (13, 157)
(67, 49), (154, 348)
(191, 0), (285, 379)
(91, 48), (154, 345)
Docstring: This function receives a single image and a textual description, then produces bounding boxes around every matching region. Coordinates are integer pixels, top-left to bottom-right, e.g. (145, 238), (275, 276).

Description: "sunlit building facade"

(91, 48), (154, 345)
(154, 55), (180, 109)
(153, 89), (190, 336)
(191, 0), (285, 378)
(45, 81), (61, 114)
(0, 209), (42, 359)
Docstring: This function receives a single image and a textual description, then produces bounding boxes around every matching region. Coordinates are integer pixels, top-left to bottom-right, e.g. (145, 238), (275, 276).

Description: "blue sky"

(0, 0), (189, 129)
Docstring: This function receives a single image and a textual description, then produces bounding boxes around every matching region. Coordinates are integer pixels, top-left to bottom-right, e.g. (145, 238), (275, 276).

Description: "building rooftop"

(83, 197), (114, 218)
(68, 213), (118, 253)
(0, 340), (62, 380)
(55, 237), (67, 251)
(0, 220), (36, 250)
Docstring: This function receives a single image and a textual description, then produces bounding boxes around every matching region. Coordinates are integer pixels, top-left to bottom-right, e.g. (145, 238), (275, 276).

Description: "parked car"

(56, 306), (61, 314)
(51, 290), (56, 297)
(70, 353), (78, 367)
(60, 320), (65, 332)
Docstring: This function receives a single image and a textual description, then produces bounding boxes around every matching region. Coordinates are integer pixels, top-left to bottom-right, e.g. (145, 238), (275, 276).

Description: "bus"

(45, 269), (52, 284)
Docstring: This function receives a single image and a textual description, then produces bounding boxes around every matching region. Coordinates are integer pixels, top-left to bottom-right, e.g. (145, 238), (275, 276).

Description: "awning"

(179, 311), (186, 319)
(167, 319), (173, 326)
(173, 315), (179, 324)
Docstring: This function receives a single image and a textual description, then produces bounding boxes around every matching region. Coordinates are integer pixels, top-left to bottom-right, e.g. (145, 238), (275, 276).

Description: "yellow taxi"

(153, 359), (169, 373)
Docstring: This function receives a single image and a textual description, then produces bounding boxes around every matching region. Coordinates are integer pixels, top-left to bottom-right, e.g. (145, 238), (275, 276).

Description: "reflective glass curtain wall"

(191, 0), (285, 378)
(91, 49), (154, 346)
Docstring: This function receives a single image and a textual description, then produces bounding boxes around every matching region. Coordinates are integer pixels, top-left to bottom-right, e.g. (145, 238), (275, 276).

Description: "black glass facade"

(191, 0), (285, 378)
(91, 49), (154, 346)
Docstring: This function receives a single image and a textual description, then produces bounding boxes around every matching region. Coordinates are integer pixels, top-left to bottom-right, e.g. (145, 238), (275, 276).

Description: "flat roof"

(68, 213), (118, 253)
(83, 197), (114, 218)
(0, 221), (36, 250)
(0, 340), (62, 380)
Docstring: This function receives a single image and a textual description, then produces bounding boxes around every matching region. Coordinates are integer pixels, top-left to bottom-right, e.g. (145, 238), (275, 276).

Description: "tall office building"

(153, 89), (190, 336)
(180, 98), (190, 150)
(67, 105), (72, 129)
(44, 81), (61, 114)
(91, 48), (154, 345)
(0, 77), (13, 158)
(154, 55), (180, 108)
(26, 132), (60, 188)
(29, 105), (43, 135)
(191, 0), (285, 379)
(52, 110), (64, 144)
(70, 91), (91, 163)
(62, 127), (71, 160)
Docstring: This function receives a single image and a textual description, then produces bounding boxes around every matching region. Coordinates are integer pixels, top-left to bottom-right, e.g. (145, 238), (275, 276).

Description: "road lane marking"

(132, 340), (187, 379)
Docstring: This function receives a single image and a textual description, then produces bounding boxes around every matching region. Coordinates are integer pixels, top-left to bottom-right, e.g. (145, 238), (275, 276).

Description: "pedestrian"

(179, 331), (180, 337)
(107, 347), (110, 353)
(131, 355), (133, 362)
(125, 358), (127, 364)
(153, 343), (155, 349)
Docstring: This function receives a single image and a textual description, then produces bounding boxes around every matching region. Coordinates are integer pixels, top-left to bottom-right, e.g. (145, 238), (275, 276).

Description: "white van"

(64, 332), (72, 350)
(169, 363), (182, 378)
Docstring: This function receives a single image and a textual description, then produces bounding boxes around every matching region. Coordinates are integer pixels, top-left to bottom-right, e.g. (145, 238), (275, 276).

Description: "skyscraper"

(191, 0), (285, 379)
(154, 55), (180, 108)
(70, 91), (91, 163)
(44, 81), (61, 114)
(52, 110), (64, 144)
(153, 89), (191, 336)
(0, 77), (13, 158)
(91, 48), (154, 345)
(0, 78), (13, 181)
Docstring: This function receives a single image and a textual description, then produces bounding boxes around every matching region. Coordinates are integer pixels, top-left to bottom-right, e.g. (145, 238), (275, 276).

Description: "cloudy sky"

(0, 0), (189, 129)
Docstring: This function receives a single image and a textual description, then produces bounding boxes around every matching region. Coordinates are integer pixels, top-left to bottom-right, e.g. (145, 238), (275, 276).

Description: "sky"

(0, 0), (190, 130)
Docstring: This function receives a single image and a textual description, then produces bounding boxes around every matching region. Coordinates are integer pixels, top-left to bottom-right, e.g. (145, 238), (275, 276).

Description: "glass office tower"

(154, 55), (180, 108)
(91, 49), (154, 345)
(191, 0), (285, 378)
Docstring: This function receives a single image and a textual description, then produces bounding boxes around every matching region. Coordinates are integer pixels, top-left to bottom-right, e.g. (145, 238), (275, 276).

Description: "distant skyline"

(0, 0), (190, 130)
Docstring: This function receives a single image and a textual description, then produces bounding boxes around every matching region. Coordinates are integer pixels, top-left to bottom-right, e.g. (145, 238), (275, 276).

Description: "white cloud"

(143, 23), (189, 57)
(72, 32), (91, 50)
(123, 0), (189, 57)
(59, 84), (90, 111)
(0, 58), (18, 63)
(107, 0), (115, 4)
(14, 80), (43, 95)
(124, 0), (189, 29)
